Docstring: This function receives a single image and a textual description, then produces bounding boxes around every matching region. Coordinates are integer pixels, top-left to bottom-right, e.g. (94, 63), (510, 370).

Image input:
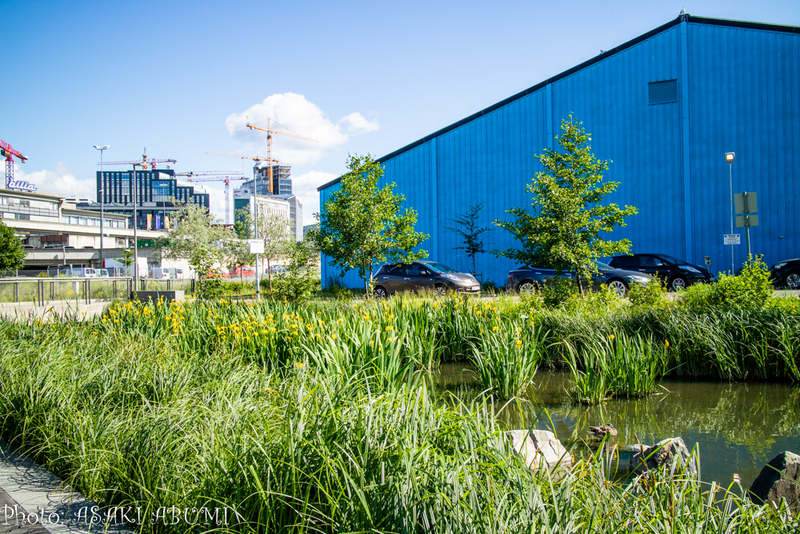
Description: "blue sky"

(3, 0), (799, 224)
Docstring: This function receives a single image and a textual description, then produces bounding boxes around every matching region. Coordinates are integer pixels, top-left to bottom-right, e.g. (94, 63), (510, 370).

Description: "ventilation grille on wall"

(648, 80), (678, 104)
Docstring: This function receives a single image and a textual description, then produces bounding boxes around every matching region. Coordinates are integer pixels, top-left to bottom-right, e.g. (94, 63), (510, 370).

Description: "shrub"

(542, 277), (579, 308)
(628, 278), (669, 308)
(262, 242), (320, 304)
(681, 255), (773, 311)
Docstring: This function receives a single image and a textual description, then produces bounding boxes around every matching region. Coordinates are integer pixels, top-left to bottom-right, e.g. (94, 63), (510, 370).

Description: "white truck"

(103, 257), (148, 278)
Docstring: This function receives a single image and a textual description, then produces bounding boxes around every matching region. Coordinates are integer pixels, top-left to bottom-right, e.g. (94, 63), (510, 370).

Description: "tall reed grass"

(1, 298), (798, 532)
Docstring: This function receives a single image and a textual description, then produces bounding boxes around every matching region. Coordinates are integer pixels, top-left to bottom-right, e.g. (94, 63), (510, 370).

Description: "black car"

(770, 258), (800, 289)
(608, 253), (713, 290)
(373, 261), (481, 298)
(506, 261), (653, 297)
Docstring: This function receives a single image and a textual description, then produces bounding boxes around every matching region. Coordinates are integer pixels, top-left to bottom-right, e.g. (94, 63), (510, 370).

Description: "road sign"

(736, 214), (759, 228)
(249, 239), (264, 254)
(734, 192), (757, 215)
(724, 234), (741, 245)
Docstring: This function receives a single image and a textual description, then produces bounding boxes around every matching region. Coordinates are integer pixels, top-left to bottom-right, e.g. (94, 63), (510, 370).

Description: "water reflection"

(433, 363), (800, 489)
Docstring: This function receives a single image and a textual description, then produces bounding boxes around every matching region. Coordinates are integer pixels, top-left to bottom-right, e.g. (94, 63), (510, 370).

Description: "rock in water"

(632, 437), (697, 477)
(506, 429), (572, 471)
(748, 451), (800, 514)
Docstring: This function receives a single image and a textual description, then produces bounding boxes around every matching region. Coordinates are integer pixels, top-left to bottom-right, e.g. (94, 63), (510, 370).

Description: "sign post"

(734, 191), (758, 258)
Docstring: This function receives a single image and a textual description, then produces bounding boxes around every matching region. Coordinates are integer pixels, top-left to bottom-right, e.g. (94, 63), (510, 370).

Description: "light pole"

(131, 163), (145, 284)
(725, 152), (735, 274)
(93, 145), (109, 269)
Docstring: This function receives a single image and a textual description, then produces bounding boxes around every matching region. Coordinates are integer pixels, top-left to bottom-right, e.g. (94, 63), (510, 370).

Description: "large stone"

(748, 451), (800, 514)
(506, 429), (572, 471)
(632, 437), (697, 477)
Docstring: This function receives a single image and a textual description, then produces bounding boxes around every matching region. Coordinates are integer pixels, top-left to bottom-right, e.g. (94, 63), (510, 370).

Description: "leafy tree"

(258, 213), (293, 292)
(156, 203), (237, 292)
(445, 203), (491, 275)
(315, 154), (428, 297)
(263, 241), (320, 304)
(233, 206), (252, 240)
(0, 220), (25, 273)
(494, 116), (637, 292)
(120, 248), (135, 277)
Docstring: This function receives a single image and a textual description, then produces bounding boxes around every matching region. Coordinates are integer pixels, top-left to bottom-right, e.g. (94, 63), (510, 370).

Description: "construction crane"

(245, 119), (318, 194)
(205, 151), (279, 193)
(1, 139), (28, 189)
(101, 148), (177, 169)
(99, 149), (177, 282)
(176, 171), (247, 224)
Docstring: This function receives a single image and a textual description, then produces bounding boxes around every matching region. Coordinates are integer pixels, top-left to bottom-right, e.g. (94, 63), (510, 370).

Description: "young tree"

(156, 203), (236, 283)
(494, 116), (638, 292)
(0, 220), (25, 273)
(445, 203), (491, 275)
(315, 154), (429, 297)
(120, 248), (135, 277)
(257, 213), (293, 292)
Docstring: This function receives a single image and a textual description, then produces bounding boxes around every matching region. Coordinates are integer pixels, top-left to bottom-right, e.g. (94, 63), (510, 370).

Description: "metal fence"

(0, 277), (135, 305)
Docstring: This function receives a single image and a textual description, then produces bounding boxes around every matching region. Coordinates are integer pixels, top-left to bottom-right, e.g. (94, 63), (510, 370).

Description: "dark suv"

(608, 253), (713, 290)
(373, 261), (481, 297)
(769, 258), (800, 289)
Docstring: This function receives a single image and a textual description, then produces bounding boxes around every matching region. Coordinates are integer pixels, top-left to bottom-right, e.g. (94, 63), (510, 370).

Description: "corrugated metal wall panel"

(320, 19), (800, 289)
(687, 24), (800, 272)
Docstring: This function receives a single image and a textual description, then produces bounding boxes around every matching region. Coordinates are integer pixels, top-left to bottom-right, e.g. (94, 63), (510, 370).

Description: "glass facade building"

(90, 168), (210, 230)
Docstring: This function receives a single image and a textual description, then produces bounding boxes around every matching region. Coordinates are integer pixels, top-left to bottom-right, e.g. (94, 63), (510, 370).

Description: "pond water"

(434, 364), (800, 490)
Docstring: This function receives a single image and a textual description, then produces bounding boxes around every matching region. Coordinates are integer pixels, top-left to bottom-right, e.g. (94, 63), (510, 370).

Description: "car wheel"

(517, 280), (537, 294)
(607, 279), (628, 297)
(373, 286), (388, 299)
(670, 276), (687, 291)
(434, 283), (448, 296)
(784, 270), (800, 289)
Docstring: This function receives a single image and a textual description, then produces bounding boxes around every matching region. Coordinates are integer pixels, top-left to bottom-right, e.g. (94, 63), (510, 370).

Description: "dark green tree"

(494, 116), (638, 292)
(0, 220), (25, 273)
(315, 154), (428, 297)
(445, 203), (491, 275)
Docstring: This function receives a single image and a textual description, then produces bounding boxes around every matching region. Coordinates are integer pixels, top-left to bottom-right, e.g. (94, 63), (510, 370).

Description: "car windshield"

(595, 260), (611, 270)
(657, 254), (686, 265)
(424, 262), (459, 273)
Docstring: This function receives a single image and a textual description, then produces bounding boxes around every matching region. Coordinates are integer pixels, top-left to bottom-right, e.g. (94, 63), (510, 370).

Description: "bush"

(262, 242), (320, 304)
(681, 255), (773, 311)
(628, 278), (669, 308)
(541, 277), (579, 308)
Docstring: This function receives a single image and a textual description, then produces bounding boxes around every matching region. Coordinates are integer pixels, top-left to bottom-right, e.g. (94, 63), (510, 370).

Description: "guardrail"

(0, 277), (135, 305)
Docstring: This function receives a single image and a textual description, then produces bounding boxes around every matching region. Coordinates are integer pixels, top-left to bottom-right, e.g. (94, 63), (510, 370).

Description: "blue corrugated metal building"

(319, 15), (800, 288)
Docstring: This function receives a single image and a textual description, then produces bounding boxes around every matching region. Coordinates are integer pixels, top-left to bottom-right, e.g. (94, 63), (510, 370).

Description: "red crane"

(1, 139), (28, 189)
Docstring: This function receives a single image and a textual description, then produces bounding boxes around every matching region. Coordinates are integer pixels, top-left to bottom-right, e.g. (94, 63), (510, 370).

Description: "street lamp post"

(131, 163), (144, 284)
(93, 145), (109, 269)
(253, 166), (260, 300)
(725, 152), (735, 274)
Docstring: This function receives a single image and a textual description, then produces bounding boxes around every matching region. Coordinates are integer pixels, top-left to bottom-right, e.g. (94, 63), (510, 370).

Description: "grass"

(0, 294), (799, 532)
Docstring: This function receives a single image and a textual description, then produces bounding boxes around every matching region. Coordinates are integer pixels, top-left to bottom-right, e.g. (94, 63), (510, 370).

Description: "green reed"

(0, 304), (797, 533)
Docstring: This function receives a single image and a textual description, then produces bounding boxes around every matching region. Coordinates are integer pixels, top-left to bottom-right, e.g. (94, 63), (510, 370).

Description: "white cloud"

(339, 112), (380, 133)
(224, 93), (378, 165)
(291, 170), (337, 226)
(15, 164), (95, 200)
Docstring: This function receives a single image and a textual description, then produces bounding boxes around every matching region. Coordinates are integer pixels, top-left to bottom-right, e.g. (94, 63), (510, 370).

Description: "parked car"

(269, 264), (288, 275)
(506, 261), (652, 297)
(229, 266), (255, 278)
(769, 258), (800, 289)
(607, 253), (713, 290)
(372, 261), (481, 298)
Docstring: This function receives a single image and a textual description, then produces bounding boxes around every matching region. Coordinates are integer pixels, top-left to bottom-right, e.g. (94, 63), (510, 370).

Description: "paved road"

(0, 440), (131, 534)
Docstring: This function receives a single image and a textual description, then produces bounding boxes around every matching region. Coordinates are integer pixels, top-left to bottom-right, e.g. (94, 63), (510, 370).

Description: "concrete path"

(0, 441), (131, 534)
